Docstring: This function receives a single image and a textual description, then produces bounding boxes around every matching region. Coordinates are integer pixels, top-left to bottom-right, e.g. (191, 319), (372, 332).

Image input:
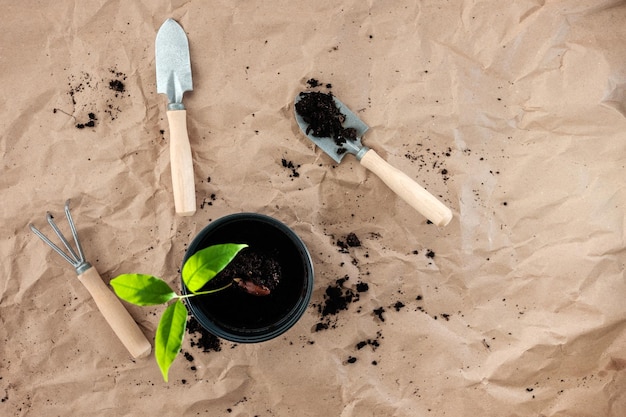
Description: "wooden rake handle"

(78, 266), (152, 359)
(360, 149), (453, 226)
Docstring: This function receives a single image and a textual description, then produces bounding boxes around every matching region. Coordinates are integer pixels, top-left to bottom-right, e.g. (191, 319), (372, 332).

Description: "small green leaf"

(155, 299), (187, 382)
(182, 243), (248, 293)
(110, 274), (176, 306)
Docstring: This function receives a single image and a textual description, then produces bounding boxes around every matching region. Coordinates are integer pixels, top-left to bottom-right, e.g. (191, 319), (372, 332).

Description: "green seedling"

(110, 243), (248, 382)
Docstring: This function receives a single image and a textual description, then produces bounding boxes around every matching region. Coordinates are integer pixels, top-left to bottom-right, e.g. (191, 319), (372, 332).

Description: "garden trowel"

(294, 92), (453, 226)
(156, 18), (196, 216)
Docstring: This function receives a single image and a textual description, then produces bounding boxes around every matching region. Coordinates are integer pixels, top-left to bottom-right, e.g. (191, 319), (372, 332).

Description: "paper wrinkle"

(602, 77), (626, 117)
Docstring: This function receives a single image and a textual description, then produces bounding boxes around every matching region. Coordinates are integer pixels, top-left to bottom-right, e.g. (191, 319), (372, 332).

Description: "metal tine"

(29, 200), (85, 269)
(29, 223), (78, 267)
(64, 201), (87, 265)
(45, 213), (81, 264)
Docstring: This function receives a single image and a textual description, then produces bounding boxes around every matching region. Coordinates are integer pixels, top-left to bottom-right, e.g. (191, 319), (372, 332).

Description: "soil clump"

(295, 91), (357, 147)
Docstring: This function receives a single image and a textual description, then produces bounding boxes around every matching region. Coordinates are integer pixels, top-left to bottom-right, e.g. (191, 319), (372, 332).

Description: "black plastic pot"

(181, 213), (314, 343)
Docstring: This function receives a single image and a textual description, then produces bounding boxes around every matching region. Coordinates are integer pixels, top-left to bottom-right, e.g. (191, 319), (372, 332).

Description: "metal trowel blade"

(294, 92), (369, 163)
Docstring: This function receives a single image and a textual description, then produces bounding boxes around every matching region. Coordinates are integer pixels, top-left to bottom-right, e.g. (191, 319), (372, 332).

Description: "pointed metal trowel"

(294, 92), (453, 226)
(156, 18), (196, 216)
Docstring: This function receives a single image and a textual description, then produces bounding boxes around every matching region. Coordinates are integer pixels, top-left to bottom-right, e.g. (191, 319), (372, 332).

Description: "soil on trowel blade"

(295, 91), (357, 148)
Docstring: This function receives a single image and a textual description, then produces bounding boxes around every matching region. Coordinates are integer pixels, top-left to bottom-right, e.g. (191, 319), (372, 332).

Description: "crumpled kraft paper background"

(1, 1), (625, 416)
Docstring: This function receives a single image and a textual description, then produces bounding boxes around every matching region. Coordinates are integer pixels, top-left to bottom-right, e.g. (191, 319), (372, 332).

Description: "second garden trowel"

(294, 92), (453, 226)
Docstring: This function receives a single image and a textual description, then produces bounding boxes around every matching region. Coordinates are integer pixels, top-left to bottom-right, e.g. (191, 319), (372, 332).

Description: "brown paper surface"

(1, 1), (625, 416)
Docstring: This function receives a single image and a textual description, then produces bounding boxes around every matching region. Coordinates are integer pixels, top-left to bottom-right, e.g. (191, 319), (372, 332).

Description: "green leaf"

(110, 274), (176, 306)
(155, 299), (187, 382)
(182, 243), (248, 293)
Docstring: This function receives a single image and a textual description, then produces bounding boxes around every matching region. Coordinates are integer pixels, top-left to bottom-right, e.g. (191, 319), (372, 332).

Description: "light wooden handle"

(166, 109), (196, 216)
(78, 266), (152, 359)
(360, 149), (453, 226)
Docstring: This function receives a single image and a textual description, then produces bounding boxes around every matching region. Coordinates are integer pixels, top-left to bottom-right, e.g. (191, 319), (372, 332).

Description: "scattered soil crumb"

(306, 78), (321, 88)
(337, 232), (361, 253)
(187, 317), (222, 352)
(336, 240), (349, 253)
(345, 232), (361, 247)
(320, 276), (357, 316)
(351, 330), (384, 364)
(313, 276), (362, 331)
(356, 330), (382, 351)
(393, 301), (405, 312)
(109, 79), (125, 93)
(281, 158), (301, 178)
(200, 193), (217, 209)
(305, 78), (332, 89)
(373, 307), (386, 322)
(75, 112), (97, 129)
(57, 67), (129, 130)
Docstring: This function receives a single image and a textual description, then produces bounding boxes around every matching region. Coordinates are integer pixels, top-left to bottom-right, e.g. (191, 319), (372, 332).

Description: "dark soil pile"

(313, 275), (370, 331)
(109, 79), (125, 93)
(295, 91), (357, 147)
(319, 276), (356, 316)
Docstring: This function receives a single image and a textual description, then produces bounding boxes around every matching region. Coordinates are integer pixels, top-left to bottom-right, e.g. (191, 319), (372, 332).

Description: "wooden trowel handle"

(360, 149), (453, 226)
(167, 109), (196, 216)
(78, 267), (152, 359)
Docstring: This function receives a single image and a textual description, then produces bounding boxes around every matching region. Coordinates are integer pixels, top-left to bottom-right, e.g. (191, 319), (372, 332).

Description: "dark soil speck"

(109, 79), (125, 93)
(345, 232), (361, 247)
(281, 158), (300, 178)
(373, 307), (386, 322)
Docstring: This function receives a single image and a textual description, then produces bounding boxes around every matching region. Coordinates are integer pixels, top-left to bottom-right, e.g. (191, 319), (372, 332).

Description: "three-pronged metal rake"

(30, 200), (151, 359)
